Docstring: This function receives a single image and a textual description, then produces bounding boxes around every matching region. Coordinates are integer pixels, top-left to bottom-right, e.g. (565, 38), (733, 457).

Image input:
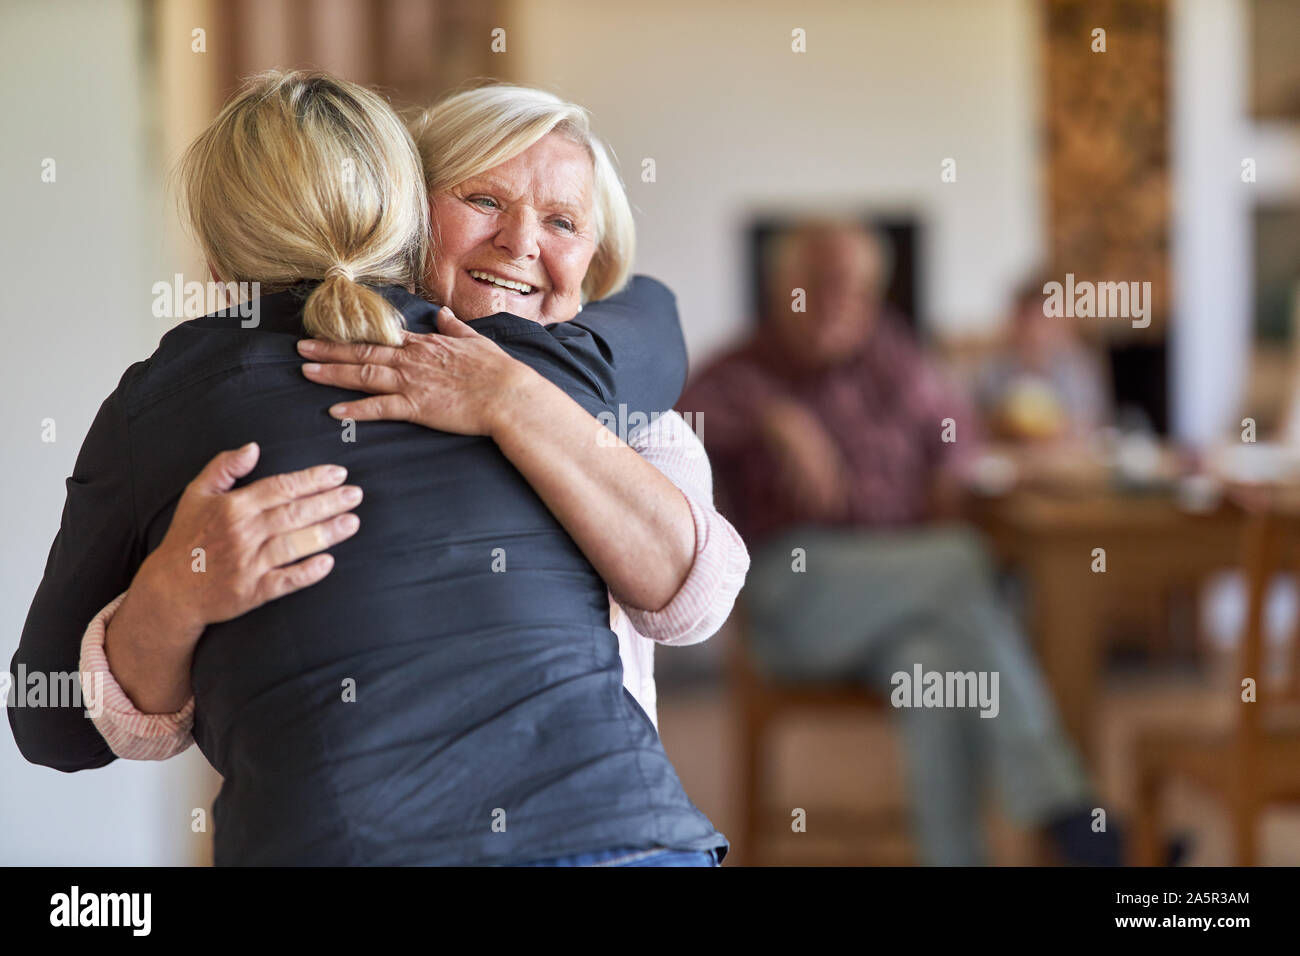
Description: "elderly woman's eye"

(551, 217), (576, 233)
(469, 196), (499, 209)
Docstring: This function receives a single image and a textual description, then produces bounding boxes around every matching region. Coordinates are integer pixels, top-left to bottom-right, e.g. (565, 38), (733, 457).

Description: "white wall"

(1170, 0), (1300, 446)
(0, 0), (215, 865)
(1170, 0), (1252, 446)
(507, 0), (1044, 361)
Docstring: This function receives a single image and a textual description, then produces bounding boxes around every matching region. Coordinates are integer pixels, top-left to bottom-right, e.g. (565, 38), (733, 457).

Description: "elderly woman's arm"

(100, 446), (363, 715)
(616, 412), (749, 643)
(301, 309), (697, 610)
(81, 446), (363, 761)
(490, 368), (696, 611)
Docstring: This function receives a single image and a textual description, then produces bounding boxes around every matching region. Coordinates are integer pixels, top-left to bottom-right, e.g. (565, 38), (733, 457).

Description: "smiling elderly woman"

(300, 84), (721, 613)
(299, 86), (750, 730)
(35, 79), (747, 867)
(412, 84), (635, 322)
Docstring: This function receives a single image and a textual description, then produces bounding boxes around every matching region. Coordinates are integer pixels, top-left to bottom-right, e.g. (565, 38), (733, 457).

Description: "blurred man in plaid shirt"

(680, 221), (1118, 866)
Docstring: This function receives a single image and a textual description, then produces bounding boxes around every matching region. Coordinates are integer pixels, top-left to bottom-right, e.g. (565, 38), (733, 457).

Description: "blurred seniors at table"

(975, 274), (1114, 445)
(680, 220), (1118, 865)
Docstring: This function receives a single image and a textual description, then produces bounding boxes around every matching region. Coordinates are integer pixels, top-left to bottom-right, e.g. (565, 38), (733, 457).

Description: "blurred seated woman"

(975, 274), (1113, 446)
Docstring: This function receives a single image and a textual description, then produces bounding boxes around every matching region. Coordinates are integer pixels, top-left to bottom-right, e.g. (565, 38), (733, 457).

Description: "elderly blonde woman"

(315, 84), (751, 732)
(11, 72), (740, 866)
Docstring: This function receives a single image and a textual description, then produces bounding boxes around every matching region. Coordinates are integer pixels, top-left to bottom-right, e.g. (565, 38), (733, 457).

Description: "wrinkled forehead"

(458, 134), (594, 210)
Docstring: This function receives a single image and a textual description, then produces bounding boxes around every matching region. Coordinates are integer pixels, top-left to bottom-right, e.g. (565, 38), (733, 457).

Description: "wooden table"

(966, 489), (1247, 764)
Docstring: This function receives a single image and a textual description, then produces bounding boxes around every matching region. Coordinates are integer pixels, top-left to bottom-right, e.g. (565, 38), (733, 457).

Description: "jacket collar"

(197, 282), (546, 340)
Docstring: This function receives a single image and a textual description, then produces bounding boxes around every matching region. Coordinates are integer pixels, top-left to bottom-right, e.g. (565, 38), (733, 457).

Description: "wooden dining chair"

(727, 607), (911, 866)
(1132, 508), (1300, 865)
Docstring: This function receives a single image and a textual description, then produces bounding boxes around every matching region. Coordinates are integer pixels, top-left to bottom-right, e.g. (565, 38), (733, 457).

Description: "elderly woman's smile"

(467, 268), (537, 294)
(428, 132), (597, 326)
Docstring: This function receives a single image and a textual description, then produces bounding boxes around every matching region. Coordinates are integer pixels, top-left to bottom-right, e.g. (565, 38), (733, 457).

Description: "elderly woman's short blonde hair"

(408, 83), (635, 303)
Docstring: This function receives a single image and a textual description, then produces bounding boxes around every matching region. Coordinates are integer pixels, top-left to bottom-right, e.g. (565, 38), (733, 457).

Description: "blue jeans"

(516, 846), (720, 866)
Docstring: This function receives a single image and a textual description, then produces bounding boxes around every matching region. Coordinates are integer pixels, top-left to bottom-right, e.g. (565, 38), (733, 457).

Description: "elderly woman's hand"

(103, 443), (364, 716)
(132, 444), (363, 643)
(300, 307), (700, 611)
(297, 308), (540, 436)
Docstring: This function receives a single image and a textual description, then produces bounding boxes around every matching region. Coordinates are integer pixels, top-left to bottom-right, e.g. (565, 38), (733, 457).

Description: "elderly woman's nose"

(493, 207), (542, 260)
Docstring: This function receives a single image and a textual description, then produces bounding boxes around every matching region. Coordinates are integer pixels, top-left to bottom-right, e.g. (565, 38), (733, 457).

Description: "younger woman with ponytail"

(176, 70), (428, 345)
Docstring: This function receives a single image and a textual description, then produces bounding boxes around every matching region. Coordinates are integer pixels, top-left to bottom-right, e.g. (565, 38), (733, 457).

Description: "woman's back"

(85, 285), (724, 864)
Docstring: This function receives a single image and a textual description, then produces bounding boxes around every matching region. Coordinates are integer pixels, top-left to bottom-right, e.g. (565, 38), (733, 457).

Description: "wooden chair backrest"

(1237, 510), (1300, 739)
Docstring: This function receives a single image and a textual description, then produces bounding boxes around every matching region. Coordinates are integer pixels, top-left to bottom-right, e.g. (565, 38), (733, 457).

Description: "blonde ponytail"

(178, 70), (429, 344)
(304, 264), (406, 346)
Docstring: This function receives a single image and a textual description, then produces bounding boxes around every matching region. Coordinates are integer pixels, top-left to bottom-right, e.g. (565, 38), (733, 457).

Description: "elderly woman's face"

(426, 133), (597, 325)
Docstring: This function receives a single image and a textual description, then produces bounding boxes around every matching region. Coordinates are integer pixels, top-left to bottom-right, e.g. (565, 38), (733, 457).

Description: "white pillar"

(1170, 0), (1253, 446)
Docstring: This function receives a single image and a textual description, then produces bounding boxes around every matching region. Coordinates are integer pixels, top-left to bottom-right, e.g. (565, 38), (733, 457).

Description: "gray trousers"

(744, 524), (1093, 865)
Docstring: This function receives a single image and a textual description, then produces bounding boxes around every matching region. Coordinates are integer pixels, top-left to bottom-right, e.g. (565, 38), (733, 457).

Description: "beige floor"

(656, 667), (1300, 866)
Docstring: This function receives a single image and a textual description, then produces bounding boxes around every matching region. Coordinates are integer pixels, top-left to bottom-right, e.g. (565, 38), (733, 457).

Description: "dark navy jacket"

(9, 278), (728, 865)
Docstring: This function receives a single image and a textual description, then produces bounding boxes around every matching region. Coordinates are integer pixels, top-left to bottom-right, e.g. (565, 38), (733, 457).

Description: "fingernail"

(340, 513), (360, 531)
(298, 340), (319, 354)
(326, 466), (347, 482)
(330, 404), (348, 418)
(342, 485), (362, 503)
(302, 363), (321, 373)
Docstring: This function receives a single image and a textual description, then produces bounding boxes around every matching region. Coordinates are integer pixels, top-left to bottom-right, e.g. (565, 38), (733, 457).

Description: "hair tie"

(325, 263), (355, 282)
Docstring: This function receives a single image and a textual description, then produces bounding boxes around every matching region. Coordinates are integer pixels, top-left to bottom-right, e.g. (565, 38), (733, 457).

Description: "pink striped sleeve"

(78, 591), (196, 760)
(616, 411), (750, 646)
